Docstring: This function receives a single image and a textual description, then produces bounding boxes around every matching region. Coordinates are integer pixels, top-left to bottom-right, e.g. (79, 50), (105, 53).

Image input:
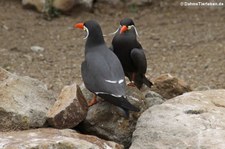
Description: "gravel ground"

(1, 0), (225, 95)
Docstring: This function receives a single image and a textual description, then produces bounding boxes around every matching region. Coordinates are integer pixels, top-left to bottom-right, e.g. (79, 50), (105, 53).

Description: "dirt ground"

(1, 0), (225, 95)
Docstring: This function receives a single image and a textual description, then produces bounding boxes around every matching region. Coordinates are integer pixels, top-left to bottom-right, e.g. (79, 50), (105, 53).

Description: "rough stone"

(47, 83), (88, 129)
(144, 90), (165, 107)
(151, 73), (192, 99)
(130, 89), (225, 149)
(0, 67), (56, 131)
(97, 0), (123, 6)
(22, 0), (94, 13)
(53, 0), (76, 12)
(22, 0), (45, 12)
(126, 0), (152, 6)
(30, 46), (44, 52)
(0, 128), (124, 149)
(77, 0), (94, 9)
(78, 84), (162, 148)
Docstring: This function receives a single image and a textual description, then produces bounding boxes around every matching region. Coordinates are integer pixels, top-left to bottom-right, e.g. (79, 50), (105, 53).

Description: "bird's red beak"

(74, 23), (84, 29)
(120, 25), (128, 34)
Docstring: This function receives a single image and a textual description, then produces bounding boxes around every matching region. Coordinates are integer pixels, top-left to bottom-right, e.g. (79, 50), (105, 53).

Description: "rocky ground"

(1, 63), (225, 149)
(1, 0), (225, 95)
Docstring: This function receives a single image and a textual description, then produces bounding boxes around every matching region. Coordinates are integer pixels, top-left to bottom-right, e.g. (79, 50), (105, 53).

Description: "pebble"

(3, 25), (9, 30)
(31, 46), (44, 52)
(23, 54), (33, 61)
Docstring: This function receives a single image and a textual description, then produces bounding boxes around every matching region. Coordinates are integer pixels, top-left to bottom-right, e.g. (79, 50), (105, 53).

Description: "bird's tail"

(134, 74), (153, 89)
(98, 94), (140, 112)
(143, 75), (153, 88)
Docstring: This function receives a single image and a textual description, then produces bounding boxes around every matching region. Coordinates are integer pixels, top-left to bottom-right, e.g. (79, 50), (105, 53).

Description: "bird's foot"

(127, 82), (136, 87)
(88, 95), (98, 107)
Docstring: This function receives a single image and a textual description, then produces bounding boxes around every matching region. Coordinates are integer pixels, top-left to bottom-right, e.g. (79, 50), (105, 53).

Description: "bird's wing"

(83, 49), (126, 97)
(81, 61), (96, 92)
(130, 48), (147, 74)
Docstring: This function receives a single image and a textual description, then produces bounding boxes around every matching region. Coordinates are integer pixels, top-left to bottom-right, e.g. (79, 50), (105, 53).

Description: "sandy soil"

(1, 0), (225, 95)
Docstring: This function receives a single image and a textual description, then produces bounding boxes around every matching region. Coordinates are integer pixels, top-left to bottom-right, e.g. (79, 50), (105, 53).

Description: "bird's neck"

(85, 34), (105, 48)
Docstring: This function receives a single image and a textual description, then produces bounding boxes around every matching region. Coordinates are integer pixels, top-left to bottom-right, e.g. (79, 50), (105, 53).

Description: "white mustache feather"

(131, 25), (139, 37)
(108, 25), (139, 37)
(83, 26), (89, 39)
(108, 27), (120, 35)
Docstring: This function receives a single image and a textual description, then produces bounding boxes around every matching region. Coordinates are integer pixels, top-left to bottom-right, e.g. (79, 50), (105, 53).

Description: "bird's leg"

(127, 73), (136, 87)
(88, 94), (98, 107)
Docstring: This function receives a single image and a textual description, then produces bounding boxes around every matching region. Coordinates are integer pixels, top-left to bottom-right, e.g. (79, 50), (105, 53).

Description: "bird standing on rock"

(74, 20), (140, 116)
(111, 18), (153, 89)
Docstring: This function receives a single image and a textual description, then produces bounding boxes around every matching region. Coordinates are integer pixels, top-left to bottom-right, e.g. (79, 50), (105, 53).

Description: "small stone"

(144, 91), (165, 107)
(3, 25), (9, 30)
(151, 73), (192, 99)
(23, 54), (33, 61)
(31, 46), (44, 52)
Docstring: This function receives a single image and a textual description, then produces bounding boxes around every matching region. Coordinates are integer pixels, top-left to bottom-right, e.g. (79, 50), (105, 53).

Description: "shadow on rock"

(76, 84), (164, 148)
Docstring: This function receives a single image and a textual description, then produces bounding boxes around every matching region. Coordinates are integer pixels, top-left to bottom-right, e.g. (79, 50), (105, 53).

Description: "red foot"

(88, 95), (98, 107)
(127, 82), (136, 87)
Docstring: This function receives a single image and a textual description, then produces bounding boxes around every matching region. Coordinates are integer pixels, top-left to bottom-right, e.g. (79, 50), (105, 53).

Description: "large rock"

(0, 67), (55, 131)
(22, 0), (45, 12)
(130, 89), (225, 149)
(47, 83), (88, 128)
(0, 128), (123, 149)
(78, 84), (164, 148)
(126, 0), (152, 6)
(151, 73), (192, 99)
(53, 0), (76, 12)
(77, 0), (94, 9)
(22, 0), (94, 13)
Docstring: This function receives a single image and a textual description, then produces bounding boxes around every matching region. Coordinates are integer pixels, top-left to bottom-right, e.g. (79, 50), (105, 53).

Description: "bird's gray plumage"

(82, 44), (125, 97)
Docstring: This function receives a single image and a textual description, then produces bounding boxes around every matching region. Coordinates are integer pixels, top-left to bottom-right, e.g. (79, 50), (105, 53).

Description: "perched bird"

(111, 18), (153, 89)
(74, 20), (140, 116)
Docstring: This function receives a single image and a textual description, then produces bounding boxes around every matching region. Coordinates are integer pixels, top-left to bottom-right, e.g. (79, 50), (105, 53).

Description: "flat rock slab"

(130, 89), (225, 149)
(0, 128), (123, 149)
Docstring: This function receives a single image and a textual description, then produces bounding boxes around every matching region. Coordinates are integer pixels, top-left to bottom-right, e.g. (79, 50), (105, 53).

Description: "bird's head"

(74, 20), (103, 39)
(119, 18), (135, 34)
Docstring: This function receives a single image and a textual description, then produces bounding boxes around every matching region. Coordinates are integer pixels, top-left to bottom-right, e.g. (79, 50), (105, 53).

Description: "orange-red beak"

(74, 23), (84, 29)
(120, 25), (128, 34)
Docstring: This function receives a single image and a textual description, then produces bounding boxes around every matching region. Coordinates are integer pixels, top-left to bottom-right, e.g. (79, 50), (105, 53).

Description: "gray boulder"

(0, 67), (56, 131)
(0, 128), (124, 149)
(78, 84), (164, 148)
(47, 83), (88, 128)
(130, 89), (225, 149)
